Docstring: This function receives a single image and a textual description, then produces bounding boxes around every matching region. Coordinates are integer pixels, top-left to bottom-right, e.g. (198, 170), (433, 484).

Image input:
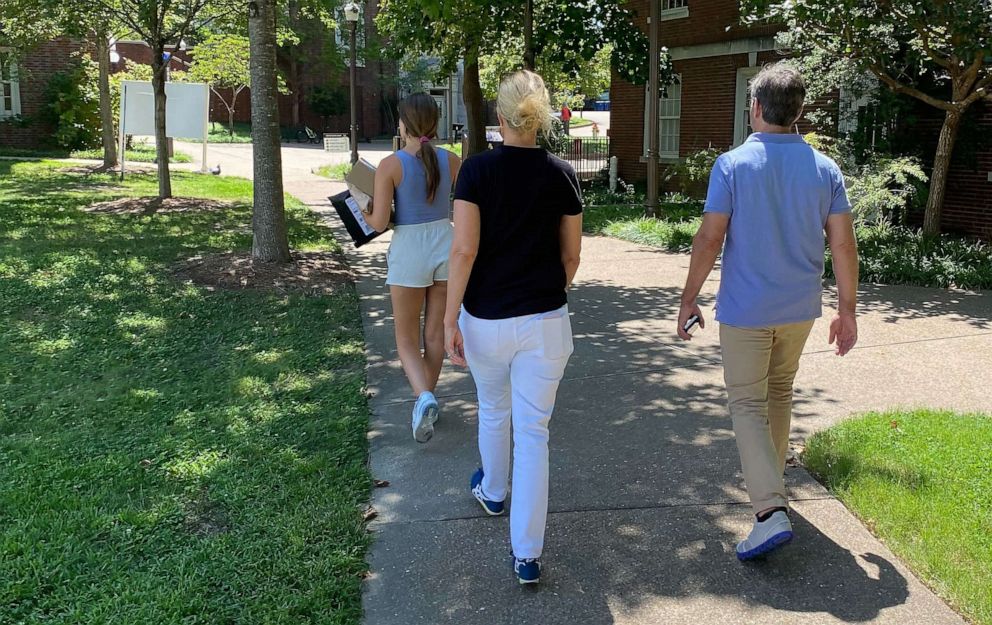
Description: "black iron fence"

(555, 137), (610, 181)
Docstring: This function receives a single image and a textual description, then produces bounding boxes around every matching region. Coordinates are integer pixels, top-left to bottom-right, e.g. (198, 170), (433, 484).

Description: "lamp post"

(344, 1), (361, 165)
(644, 0), (661, 218)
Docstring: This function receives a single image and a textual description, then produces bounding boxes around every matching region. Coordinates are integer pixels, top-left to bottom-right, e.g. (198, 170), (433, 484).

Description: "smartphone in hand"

(683, 314), (701, 335)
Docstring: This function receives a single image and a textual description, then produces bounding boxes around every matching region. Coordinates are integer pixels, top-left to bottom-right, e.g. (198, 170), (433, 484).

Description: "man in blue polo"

(677, 62), (860, 561)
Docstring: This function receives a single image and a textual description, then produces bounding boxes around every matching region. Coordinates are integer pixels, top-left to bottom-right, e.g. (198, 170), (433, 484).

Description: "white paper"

(346, 195), (376, 237)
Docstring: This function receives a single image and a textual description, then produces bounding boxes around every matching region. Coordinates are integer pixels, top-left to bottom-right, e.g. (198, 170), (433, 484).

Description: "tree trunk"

(922, 109), (962, 236)
(151, 48), (172, 199)
(523, 0), (535, 70)
(248, 0), (292, 263)
(229, 107), (236, 137)
(290, 59), (301, 126)
(95, 32), (118, 169)
(463, 54), (487, 157)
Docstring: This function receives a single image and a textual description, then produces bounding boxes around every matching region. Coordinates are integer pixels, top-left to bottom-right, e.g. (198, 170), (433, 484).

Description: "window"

(0, 51), (21, 118)
(643, 75), (681, 159)
(335, 10), (366, 68)
(733, 67), (759, 146)
(661, 0), (689, 20)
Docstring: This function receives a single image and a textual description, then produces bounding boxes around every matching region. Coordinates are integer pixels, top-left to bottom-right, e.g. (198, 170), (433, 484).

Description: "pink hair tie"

(419, 136), (431, 144)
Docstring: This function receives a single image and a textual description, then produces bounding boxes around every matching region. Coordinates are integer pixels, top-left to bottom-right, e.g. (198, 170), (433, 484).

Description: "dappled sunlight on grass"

(0, 161), (371, 622)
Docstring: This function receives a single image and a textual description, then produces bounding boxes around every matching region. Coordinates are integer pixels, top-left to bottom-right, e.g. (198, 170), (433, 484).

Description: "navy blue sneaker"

(470, 468), (504, 516)
(514, 557), (541, 584)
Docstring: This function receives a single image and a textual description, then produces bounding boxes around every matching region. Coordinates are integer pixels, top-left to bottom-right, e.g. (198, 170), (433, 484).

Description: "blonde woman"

(444, 70), (583, 584)
(368, 93), (461, 443)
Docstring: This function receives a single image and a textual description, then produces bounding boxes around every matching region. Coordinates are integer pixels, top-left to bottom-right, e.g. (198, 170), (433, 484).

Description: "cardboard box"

(345, 158), (377, 197)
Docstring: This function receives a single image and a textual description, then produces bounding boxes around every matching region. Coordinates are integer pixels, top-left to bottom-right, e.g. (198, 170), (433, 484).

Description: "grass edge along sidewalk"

(804, 409), (992, 625)
(0, 161), (371, 623)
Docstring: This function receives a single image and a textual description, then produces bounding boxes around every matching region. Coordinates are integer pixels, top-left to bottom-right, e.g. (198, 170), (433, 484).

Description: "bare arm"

(367, 155), (399, 233)
(677, 213), (730, 340)
(560, 214), (582, 288)
(825, 212), (859, 355)
(443, 199), (481, 366)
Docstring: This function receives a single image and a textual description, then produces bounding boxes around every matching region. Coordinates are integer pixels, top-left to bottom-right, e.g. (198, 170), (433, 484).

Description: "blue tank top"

(393, 148), (452, 225)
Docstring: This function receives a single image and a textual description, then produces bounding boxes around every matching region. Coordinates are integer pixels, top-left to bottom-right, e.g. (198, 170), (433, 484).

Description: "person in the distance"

(444, 70), (583, 585)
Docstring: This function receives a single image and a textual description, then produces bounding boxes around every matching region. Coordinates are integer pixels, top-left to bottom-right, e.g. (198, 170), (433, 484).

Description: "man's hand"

(445, 324), (467, 367)
(829, 312), (858, 356)
(677, 301), (705, 341)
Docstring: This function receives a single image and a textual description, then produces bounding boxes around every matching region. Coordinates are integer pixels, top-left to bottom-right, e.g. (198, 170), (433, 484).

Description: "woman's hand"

(445, 324), (467, 367)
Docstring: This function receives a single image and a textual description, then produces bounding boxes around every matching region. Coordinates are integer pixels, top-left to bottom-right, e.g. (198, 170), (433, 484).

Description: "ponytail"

(419, 141), (441, 204)
(398, 93), (442, 202)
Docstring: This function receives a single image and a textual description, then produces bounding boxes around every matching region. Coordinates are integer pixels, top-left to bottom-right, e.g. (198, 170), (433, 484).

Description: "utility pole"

(345, 1), (362, 165)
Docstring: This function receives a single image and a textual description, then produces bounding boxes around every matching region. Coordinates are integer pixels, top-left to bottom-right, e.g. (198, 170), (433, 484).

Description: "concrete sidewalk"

(283, 174), (989, 625)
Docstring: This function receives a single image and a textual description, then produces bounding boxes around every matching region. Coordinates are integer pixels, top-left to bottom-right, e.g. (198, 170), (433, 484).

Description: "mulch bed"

(84, 197), (237, 215)
(174, 251), (353, 295)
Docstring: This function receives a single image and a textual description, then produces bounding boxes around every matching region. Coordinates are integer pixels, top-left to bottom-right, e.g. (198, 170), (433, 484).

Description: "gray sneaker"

(411, 391), (438, 443)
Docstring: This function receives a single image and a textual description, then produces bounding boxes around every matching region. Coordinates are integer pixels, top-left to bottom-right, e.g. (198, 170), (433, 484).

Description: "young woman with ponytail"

(367, 93), (461, 444)
(443, 70), (583, 584)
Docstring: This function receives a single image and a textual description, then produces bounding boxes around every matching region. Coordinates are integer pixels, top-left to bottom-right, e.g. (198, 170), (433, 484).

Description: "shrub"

(847, 156), (928, 226)
(539, 116), (569, 155)
(41, 57), (101, 150)
(663, 146), (722, 198)
(827, 223), (992, 290)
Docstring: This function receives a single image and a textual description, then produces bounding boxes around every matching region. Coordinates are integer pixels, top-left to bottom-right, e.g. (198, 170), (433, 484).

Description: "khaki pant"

(720, 320), (815, 513)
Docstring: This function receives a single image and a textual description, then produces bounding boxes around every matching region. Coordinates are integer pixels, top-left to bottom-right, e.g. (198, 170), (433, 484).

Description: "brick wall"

(623, 0), (779, 50)
(0, 38), (84, 149)
(611, 48), (826, 185)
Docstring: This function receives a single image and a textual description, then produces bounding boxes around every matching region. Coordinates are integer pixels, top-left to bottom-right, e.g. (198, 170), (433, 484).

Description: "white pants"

(459, 306), (573, 559)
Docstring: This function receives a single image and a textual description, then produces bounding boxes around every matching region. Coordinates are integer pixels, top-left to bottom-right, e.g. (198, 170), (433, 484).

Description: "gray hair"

(750, 63), (806, 127)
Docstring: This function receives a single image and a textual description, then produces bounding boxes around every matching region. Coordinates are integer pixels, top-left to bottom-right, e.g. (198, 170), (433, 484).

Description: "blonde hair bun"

(497, 70), (553, 136)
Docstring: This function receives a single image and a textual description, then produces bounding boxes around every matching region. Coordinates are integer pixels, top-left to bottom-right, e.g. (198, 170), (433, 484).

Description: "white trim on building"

(643, 74), (682, 160)
(0, 50), (21, 118)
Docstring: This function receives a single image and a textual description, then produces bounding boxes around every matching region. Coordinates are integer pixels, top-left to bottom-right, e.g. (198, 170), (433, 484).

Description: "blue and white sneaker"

(513, 557), (541, 585)
(411, 391), (438, 443)
(735, 510), (794, 561)
(470, 468), (504, 516)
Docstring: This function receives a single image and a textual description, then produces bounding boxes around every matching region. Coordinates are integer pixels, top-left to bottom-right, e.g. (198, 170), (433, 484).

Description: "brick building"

(610, 0), (992, 239)
(0, 38), (85, 149)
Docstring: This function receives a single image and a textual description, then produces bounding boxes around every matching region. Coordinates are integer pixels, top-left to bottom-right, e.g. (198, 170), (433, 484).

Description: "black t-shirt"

(454, 145), (583, 320)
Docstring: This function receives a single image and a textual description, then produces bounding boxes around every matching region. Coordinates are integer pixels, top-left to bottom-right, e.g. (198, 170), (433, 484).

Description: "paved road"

(278, 171), (987, 625)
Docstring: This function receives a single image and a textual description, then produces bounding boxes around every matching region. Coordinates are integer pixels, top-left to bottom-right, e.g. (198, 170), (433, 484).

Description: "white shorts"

(386, 218), (453, 288)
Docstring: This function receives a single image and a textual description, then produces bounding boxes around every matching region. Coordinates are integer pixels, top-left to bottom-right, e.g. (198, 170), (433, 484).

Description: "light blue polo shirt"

(704, 132), (851, 328)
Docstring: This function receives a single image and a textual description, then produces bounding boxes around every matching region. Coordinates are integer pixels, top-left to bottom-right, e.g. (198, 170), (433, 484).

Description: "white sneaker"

(411, 391), (438, 443)
(736, 510), (793, 561)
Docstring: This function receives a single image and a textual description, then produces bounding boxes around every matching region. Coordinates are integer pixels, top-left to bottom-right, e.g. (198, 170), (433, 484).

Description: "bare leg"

(422, 281), (447, 392)
(390, 285), (430, 396)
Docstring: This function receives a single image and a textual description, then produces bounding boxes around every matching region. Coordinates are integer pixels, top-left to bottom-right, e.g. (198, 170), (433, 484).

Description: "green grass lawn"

(804, 410), (992, 625)
(0, 145), (192, 164)
(203, 121), (254, 144)
(583, 198), (702, 252)
(315, 162), (351, 181)
(0, 162), (370, 623)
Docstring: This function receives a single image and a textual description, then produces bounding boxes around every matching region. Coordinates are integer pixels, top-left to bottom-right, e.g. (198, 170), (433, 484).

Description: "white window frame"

(643, 74), (682, 161)
(334, 10), (367, 68)
(733, 67), (759, 147)
(0, 50), (22, 118)
(660, 0), (689, 21)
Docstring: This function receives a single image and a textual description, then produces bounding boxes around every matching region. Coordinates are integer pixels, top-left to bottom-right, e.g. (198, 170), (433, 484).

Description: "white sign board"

(120, 80), (209, 139)
(324, 134), (350, 153)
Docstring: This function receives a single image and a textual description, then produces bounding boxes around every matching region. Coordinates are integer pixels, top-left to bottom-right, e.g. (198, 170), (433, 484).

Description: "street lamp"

(344, 1), (361, 165)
